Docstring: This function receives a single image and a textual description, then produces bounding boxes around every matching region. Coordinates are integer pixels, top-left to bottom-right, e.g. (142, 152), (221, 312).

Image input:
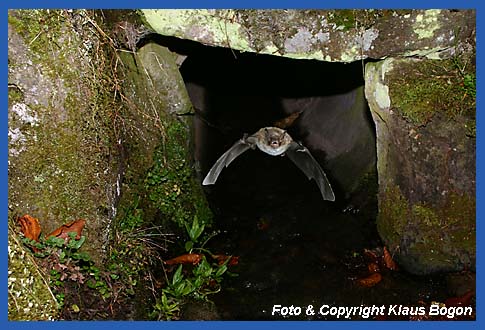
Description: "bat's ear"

(280, 130), (287, 141)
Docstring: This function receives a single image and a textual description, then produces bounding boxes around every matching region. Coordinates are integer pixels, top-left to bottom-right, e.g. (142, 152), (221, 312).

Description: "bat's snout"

(269, 140), (280, 148)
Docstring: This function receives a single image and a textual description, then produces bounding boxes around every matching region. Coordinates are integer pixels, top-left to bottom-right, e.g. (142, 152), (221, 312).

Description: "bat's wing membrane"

(286, 142), (335, 201)
(202, 139), (251, 185)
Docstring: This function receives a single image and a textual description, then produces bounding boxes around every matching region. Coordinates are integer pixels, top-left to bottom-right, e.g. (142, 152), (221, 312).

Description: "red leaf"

(367, 262), (380, 273)
(164, 253), (202, 265)
(17, 214), (41, 242)
(47, 219), (86, 241)
(212, 254), (239, 266)
(357, 273), (382, 287)
(383, 246), (398, 271)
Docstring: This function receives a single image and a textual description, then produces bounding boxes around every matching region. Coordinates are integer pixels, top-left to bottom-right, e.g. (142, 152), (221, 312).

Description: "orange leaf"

(47, 219), (86, 241)
(212, 254), (239, 266)
(164, 253), (202, 265)
(18, 214), (41, 242)
(383, 246), (398, 271)
(367, 262), (380, 273)
(357, 272), (382, 287)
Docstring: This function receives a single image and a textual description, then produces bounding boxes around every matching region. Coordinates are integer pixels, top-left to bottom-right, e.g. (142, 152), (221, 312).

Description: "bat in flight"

(202, 127), (335, 201)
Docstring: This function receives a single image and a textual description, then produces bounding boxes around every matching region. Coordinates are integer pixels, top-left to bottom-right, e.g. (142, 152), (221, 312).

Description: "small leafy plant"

(21, 231), (111, 306)
(150, 216), (236, 320)
(184, 215), (205, 253)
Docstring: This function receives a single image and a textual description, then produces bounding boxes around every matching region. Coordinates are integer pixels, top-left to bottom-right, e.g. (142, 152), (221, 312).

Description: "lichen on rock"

(141, 9), (474, 62)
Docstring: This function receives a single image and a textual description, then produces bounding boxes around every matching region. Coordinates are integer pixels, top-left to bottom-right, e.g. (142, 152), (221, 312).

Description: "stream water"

(203, 149), (451, 320)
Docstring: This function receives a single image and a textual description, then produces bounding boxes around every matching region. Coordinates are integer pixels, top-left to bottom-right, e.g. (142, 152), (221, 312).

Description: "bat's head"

(256, 127), (293, 156)
(264, 127), (287, 148)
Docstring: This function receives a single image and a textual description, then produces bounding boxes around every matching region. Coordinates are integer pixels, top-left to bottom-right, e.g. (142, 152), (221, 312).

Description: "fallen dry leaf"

(47, 219), (86, 241)
(357, 272), (382, 287)
(18, 214), (41, 242)
(164, 253), (202, 265)
(383, 246), (398, 271)
(367, 262), (380, 273)
(212, 254), (239, 266)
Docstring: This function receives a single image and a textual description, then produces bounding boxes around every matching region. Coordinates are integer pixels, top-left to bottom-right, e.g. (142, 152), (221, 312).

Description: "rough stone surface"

(8, 10), (126, 319)
(141, 9), (475, 62)
(116, 41), (196, 223)
(8, 10), (212, 320)
(8, 10), (120, 263)
(365, 58), (475, 275)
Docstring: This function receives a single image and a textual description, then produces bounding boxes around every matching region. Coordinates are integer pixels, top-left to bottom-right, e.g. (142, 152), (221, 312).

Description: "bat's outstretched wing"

(286, 141), (335, 201)
(202, 139), (252, 185)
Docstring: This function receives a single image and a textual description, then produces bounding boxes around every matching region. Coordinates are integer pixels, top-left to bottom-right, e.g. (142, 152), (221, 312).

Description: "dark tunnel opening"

(143, 35), (449, 320)
(145, 34), (381, 218)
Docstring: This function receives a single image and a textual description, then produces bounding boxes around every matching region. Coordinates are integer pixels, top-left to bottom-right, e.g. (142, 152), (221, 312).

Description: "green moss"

(377, 185), (410, 247)
(326, 10), (357, 30)
(9, 10), (65, 72)
(107, 116), (213, 319)
(326, 10), (413, 31)
(144, 119), (213, 229)
(388, 57), (476, 128)
(378, 185), (475, 273)
(412, 204), (440, 227)
(8, 9), (121, 262)
(8, 85), (24, 106)
(113, 41), (210, 234)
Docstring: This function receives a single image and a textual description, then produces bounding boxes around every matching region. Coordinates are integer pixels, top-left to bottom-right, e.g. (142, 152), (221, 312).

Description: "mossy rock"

(114, 41), (211, 232)
(8, 10), (121, 263)
(8, 10), (214, 320)
(378, 186), (475, 274)
(366, 55), (475, 275)
(388, 57), (475, 129)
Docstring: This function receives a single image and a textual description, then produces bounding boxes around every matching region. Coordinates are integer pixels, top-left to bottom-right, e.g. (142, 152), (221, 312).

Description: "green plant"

(142, 121), (213, 231)
(119, 197), (145, 232)
(462, 73), (476, 99)
(21, 233), (112, 303)
(86, 265), (111, 299)
(152, 257), (230, 320)
(150, 292), (180, 321)
(184, 215), (205, 252)
(108, 200), (169, 299)
(151, 216), (235, 320)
